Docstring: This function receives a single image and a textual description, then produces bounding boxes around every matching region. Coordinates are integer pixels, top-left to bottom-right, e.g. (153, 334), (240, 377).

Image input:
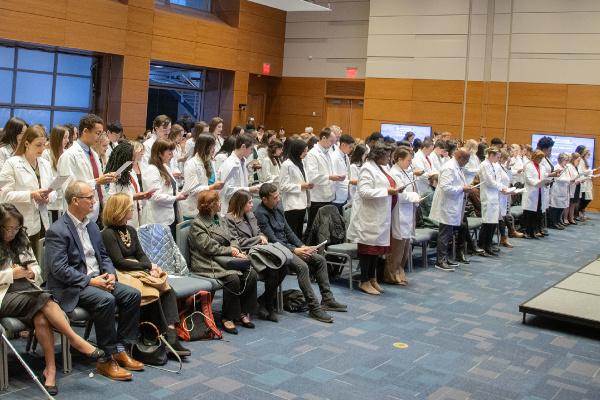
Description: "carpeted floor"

(2, 215), (600, 400)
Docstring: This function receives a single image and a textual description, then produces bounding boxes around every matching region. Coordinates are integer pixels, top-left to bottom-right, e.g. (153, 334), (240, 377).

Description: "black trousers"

(220, 269), (258, 321)
(284, 209), (306, 241)
(140, 288), (179, 333)
(358, 254), (379, 283)
(437, 223), (456, 263)
(287, 253), (334, 310)
(548, 207), (564, 227)
(258, 266), (288, 311)
(305, 202), (331, 239)
(579, 196), (591, 212)
(76, 282), (141, 356)
(478, 223), (498, 250)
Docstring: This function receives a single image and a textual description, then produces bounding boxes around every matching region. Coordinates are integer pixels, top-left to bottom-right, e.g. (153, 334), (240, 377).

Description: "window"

(147, 64), (206, 128)
(0, 45), (95, 129)
(156, 0), (211, 13)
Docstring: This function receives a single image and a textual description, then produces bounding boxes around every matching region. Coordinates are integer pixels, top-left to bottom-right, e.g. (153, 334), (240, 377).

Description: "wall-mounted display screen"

(531, 134), (595, 168)
(380, 123), (432, 143)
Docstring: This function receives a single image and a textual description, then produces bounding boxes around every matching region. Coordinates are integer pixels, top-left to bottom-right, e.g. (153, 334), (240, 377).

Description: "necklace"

(118, 228), (132, 248)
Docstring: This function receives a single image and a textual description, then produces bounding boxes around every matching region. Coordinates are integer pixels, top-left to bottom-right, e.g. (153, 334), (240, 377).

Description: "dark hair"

(193, 134), (215, 177)
(64, 123), (77, 146)
(393, 146), (413, 163)
(259, 182), (278, 199)
(235, 133), (255, 150)
(106, 121), (123, 134)
(339, 134), (355, 145)
(149, 139), (176, 185)
(350, 144), (368, 166)
(231, 125), (244, 136)
(0, 204), (29, 263)
(383, 136), (396, 145)
(366, 131), (383, 144)
(307, 136), (318, 150)
(267, 139), (283, 166)
(319, 127), (332, 140)
(105, 141), (134, 187)
(48, 125), (69, 171)
(446, 141), (457, 157)
(412, 138), (423, 151)
(434, 140), (447, 150)
(575, 145), (586, 155)
(79, 114), (104, 135)
(217, 136), (236, 156)
(402, 131), (415, 142)
(176, 115), (195, 133)
(209, 117), (223, 133)
(0, 117), (28, 149)
(367, 144), (392, 164)
(152, 115), (171, 130)
(477, 142), (488, 161)
(287, 139), (307, 179)
(192, 121), (209, 142)
(490, 137), (504, 146)
(227, 190), (252, 217)
(421, 138), (434, 148)
(536, 136), (555, 150)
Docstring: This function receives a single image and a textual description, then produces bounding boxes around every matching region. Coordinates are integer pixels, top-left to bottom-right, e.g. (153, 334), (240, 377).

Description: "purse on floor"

(132, 321), (182, 373)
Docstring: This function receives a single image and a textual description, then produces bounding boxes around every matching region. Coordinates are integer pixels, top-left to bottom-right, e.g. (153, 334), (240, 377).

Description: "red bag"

(177, 291), (222, 341)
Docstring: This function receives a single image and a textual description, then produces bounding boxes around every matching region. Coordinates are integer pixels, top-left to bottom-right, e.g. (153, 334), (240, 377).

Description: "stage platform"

(520, 258), (600, 329)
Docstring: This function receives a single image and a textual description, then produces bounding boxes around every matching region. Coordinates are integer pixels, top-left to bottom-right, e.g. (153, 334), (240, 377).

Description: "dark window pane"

(55, 76), (91, 107)
(0, 70), (13, 103)
(15, 72), (53, 105)
(53, 110), (86, 127)
(169, 0), (210, 11)
(14, 109), (51, 130)
(57, 53), (92, 76)
(147, 88), (201, 128)
(150, 65), (203, 89)
(0, 109), (10, 128)
(17, 49), (54, 72)
(0, 46), (14, 68)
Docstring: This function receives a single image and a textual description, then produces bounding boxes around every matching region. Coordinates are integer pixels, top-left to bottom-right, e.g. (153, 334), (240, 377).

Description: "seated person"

(45, 181), (143, 382)
(417, 174), (439, 229)
(0, 204), (103, 396)
(254, 183), (347, 324)
(224, 190), (287, 322)
(101, 193), (190, 357)
(188, 190), (258, 335)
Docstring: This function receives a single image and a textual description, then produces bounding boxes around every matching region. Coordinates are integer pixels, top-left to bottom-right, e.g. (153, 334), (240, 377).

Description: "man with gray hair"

(45, 180), (143, 381)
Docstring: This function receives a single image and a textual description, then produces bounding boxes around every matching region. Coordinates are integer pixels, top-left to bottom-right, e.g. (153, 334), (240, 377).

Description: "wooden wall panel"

(509, 83), (568, 108)
(507, 106), (566, 132)
(567, 85), (600, 111)
(565, 109), (600, 135)
(66, 0), (127, 29)
(365, 78), (413, 100)
(363, 99), (411, 122)
(0, 10), (66, 46)
(1, 0), (68, 19)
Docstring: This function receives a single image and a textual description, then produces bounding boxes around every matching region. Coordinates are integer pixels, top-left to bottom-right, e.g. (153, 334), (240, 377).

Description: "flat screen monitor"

(531, 134), (595, 168)
(380, 123), (432, 143)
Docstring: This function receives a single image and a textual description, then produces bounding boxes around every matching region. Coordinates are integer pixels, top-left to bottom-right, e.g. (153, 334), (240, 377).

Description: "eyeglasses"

(76, 194), (96, 201)
(1, 225), (22, 233)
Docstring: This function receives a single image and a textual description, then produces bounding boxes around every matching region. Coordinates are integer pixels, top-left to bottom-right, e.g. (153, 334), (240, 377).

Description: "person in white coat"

(548, 153), (571, 230)
(304, 128), (345, 233)
(509, 144), (525, 187)
(259, 140), (283, 185)
(185, 121), (209, 161)
(463, 139), (480, 184)
(497, 149), (523, 246)
(430, 140), (448, 172)
(105, 121), (123, 161)
(279, 139), (313, 240)
(181, 134), (224, 219)
(143, 114), (171, 166)
(477, 148), (508, 255)
(536, 136), (560, 234)
(57, 114), (117, 225)
(522, 150), (547, 238)
(217, 133), (260, 215)
(209, 116), (225, 154)
(331, 134), (355, 213)
(386, 147), (421, 285)
(429, 148), (473, 271)
(348, 144), (368, 203)
(42, 125), (70, 222)
(576, 147), (598, 220)
(565, 152), (583, 225)
(0, 117), (27, 170)
(412, 138), (437, 195)
(0, 125), (57, 251)
(347, 145), (400, 295)
(142, 139), (188, 238)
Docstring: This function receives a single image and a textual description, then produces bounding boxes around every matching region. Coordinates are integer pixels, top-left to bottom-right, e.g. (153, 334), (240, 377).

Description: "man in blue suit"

(45, 180), (143, 381)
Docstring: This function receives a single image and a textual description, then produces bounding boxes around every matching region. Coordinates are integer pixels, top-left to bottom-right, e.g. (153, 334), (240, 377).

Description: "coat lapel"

(63, 214), (85, 261)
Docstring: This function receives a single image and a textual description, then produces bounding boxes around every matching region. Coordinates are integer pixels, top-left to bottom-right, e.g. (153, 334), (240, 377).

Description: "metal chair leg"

(83, 320), (93, 341)
(61, 334), (72, 374)
(422, 241), (428, 269)
(25, 331), (34, 353)
(0, 336), (7, 390)
(407, 245), (413, 273)
(276, 284), (283, 313)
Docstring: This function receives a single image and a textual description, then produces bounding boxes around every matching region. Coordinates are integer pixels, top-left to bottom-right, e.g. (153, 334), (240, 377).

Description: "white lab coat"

(0, 249), (42, 307)
(429, 158), (466, 227)
(259, 157), (281, 186)
(279, 159), (310, 212)
(412, 149), (437, 195)
(0, 145), (15, 171)
(510, 156), (525, 185)
(430, 152), (444, 172)
(214, 152), (228, 176)
(142, 164), (178, 226)
(463, 153), (480, 184)
(142, 134), (158, 166)
(549, 165), (570, 209)
(348, 163), (361, 203)
(217, 153), (250, 215)
(57, 141), (102, 222)
(41, 149), (64, 213)
(497, 164), (511, 217)
(331, 147), (350, 204)
(0, 156), (56, 235)
(181, 156), (212, 218)
(304, 144), (335, 203)
(565, 163), (580, 199)
(522, 161), (543, 212)
(478, 160), (504, 223)
(578, 162), (594, 201)
(540, 157), (553, 210)
(389, 164), (420, 240)
(108, 171), (145, 227)
(347, 160), (393, 246)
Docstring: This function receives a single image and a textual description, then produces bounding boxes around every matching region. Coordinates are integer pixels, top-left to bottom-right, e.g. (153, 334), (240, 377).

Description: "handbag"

(213, 255), (251, 271)
(178, 291), (222, 341)
(131, 321), (182, 373)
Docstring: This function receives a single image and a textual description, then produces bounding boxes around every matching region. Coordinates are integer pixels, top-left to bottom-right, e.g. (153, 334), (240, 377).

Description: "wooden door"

(349, 99), (363, 137)
(326, 98), (363, 136)
(247, 93), (265, 126)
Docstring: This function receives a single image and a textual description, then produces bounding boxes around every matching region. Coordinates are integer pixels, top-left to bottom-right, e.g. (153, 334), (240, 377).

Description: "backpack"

(282, 289), (308, 313)
(177, 291), (222, 341)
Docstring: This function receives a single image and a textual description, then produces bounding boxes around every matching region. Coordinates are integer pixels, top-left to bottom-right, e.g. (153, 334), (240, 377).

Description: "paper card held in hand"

(114, 161), (132, 176)
(48, 175), (70, 191)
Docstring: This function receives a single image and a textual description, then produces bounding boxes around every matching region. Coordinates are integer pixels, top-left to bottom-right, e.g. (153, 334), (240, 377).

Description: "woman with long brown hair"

(42, 125), (70, 221)
(522, 150), (546, 238)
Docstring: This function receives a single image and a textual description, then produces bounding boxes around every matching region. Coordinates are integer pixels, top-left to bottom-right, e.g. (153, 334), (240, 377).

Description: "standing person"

(577, 147), (597, 220)
(548, 153), (571, 229)
(463, 139), (480, 184)
(64, 123), (79, 149)
(279, 139), (313, 240)
(429, 148), (473, 271)
(522, 150), (546, 239)
(45, 181), (143, 382)
(0, 125), (56, 252)
(142, 139), (188, 237)
(331, 134), (355, 214)
(168, 123), (187, 180)
(565, 153), (582, 225)
(42, 125), (70, 222)
(412, 138), (437, 195)
(217, 134), (260, 215)
(186, 121), (209, 161)
(143, 115), (171, 165)
(429, 140), (448, 172)
(477, 148), (507, 256)
(105, 121), (123, 160)
(181, 134), (224, 219)
(214, 136), (236, 175)
(509, 144), (525, 186)
(209, 117), (225, 154)
(93, 132), (110, 172)
(0, 117), (28, 170)
(259, 139), (283, 185)
(536, 136), (559, 234)
(348, 144), (368, 205)
(0, 204), (104, 395)
(347, 145), (399, 294)
(304, 128), (345, 233)
(386, 147), (421, 286)
(57, 114), (117, 224)
(497, 149), (522, 245)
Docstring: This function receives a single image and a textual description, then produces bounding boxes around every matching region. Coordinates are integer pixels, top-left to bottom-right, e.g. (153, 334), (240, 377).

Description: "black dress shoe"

(435, 262), (455, 272)
(485, 248), (499, 256)
(42, 375), (58, 396)
(446, 259), (460, 267)
(477, 251), (491, 257)
(456, 253), (470, 264)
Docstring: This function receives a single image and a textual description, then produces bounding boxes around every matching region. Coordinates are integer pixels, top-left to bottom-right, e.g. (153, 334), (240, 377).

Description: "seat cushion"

(189, 273), (223, 291)
(414, 228), (437, 243)
(68, 307), (92, 324)
(168, 275), (214, 298)
(467, 217), (482, 230)
(0, 317), (27, 338)
(327, 243), (358, 258)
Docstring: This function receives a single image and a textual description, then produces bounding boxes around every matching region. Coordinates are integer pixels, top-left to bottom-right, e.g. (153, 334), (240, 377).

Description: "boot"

(370, 279), (385, 293)
(166, 328), (191, 358)
(500, 236), (513, 248)
(359, 281), (380, 295)
(508, 229), (524, 238)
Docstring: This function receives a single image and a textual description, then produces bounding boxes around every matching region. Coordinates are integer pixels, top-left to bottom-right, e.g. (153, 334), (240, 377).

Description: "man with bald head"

(429, 148), (473, 271)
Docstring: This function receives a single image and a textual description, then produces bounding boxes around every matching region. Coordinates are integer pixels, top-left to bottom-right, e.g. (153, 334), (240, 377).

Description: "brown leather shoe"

(500, 237), (513, 248)
(113, 351), (144, 371)
(96, 359), (133, 381)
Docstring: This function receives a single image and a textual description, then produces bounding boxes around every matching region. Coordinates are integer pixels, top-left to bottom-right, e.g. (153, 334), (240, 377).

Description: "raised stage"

(520, 258), (600, 329)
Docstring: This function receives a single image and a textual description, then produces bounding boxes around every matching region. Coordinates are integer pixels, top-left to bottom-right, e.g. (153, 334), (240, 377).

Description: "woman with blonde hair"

(101, 193), (190, 357)
(463, 139), (480, 184)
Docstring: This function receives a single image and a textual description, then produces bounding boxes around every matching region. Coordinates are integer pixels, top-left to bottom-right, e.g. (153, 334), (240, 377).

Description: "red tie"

(425, 155), (432, 168)
(88, 150), (103, 203)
